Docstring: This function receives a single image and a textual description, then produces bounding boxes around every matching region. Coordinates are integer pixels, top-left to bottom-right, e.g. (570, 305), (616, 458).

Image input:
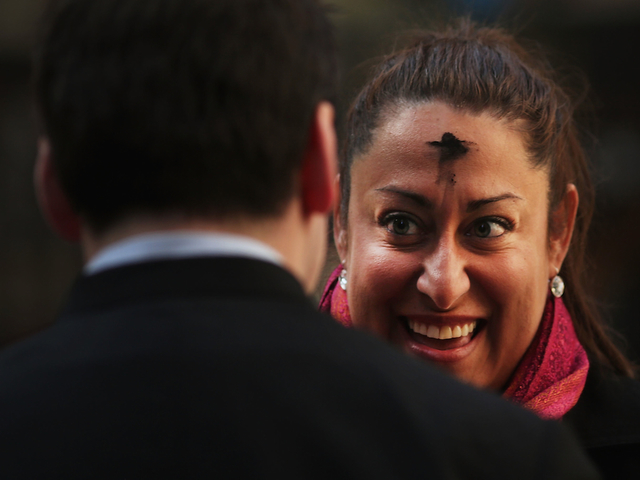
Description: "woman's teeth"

(408, 320), (476, 340)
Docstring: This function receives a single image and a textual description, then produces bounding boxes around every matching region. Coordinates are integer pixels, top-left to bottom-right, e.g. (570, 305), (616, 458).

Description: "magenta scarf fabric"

(503, 291), (589, 419)
(319, 264), (589, 419)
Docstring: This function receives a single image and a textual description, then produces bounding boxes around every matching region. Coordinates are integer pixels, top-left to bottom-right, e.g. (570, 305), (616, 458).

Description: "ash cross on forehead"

(428, 132), (470, 163)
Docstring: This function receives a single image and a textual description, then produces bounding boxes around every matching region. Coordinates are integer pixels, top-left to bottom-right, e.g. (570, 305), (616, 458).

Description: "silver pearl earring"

(550, 268), (565, 298)
(339, 268), (348, 291)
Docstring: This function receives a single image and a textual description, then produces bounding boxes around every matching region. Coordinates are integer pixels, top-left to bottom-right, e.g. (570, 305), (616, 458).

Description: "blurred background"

(1, 0), (640, 361)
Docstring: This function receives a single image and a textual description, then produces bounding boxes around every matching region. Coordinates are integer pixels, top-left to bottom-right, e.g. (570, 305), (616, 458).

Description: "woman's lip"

(403, 314), (481, 326)
(397, 315), (486, 363)
(404, 315), (478, 340)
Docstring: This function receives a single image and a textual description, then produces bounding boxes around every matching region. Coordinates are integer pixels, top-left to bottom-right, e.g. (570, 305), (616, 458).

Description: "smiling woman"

(320, 20), (640, 476)
(343, 102), (558, 390)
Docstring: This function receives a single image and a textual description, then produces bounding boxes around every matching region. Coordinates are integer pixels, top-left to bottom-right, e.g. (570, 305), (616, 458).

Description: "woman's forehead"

(350, 102), (548, 200)
(377, 101), (515, 136)
(362, 103), (531, 164)
(428, 132), (472, 164)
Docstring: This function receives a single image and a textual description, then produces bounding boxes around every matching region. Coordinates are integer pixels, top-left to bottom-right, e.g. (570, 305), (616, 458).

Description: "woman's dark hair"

(340, 20), (634, 377)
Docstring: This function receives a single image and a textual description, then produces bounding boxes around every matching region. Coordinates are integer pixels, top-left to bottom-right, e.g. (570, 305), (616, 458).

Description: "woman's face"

(336, 102), (569, 390)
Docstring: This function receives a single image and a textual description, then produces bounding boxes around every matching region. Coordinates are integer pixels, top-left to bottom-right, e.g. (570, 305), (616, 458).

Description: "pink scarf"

(319, 264), (589, 420)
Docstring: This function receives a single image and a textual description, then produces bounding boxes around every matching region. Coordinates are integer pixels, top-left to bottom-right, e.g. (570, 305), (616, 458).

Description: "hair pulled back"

(341, 20), (633, 376)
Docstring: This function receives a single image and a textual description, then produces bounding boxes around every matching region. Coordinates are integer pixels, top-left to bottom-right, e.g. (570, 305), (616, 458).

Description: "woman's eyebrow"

(375, 186), (431, 207)
(466, 193), (523, 212)
(374, 188), (522, 211)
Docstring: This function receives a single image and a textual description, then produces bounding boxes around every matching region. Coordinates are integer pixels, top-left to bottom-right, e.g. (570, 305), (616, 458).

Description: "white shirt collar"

(84, 231), (283, 275)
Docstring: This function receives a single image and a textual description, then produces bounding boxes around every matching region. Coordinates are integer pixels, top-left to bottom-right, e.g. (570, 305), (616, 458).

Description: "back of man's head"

(33, 0), (337, 234)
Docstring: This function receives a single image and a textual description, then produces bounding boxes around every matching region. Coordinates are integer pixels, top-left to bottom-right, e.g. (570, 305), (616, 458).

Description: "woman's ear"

(332, 174), (348, 263)
(548, 183), (579, 277)
(34, 137), (81, 242)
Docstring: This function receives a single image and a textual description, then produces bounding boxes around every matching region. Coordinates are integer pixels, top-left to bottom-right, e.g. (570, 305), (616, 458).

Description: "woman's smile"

(393, 311), (488, 363)
(322, 22), (639, 472)
(337, 101), (557, 390)
(405, 316), (477, 342)
(402, 314), (482, 356)
(401, 317), (483, 362)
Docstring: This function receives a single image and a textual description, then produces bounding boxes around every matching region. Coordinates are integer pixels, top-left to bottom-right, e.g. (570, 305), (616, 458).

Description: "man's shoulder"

(0, 306), (595, 478)
(0, 260), (598, 479)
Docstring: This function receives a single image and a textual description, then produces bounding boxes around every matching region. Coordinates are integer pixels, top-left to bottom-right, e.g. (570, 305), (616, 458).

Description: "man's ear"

(300, 101), (337, 217)
(34, 137), (81, 242)
(332, 174), (348, 262)
(548, 183), (579, 277)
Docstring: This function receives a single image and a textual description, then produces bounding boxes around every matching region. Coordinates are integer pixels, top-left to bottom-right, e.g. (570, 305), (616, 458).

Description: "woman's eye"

(471, 219), (507, 238)
(384, 215), (418, 235)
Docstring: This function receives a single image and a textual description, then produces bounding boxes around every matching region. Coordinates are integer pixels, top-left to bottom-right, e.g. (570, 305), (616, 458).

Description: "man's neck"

(80, 203), (327, 294)
(81, 214), (278, 263)
(84, 231), (285, 275)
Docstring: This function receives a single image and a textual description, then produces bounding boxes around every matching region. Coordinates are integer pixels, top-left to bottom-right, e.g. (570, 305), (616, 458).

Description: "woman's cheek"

(348, 245), (417, 336)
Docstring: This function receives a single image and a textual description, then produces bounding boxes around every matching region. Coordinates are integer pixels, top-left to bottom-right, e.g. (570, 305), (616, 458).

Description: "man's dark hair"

(33, 0), (338, 232)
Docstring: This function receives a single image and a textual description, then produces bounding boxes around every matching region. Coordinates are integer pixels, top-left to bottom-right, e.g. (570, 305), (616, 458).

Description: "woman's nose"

(416, 238), (470, 310)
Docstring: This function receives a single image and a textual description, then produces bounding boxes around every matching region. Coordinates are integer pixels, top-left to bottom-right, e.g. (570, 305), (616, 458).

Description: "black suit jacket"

(0, 257), (598, 479)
